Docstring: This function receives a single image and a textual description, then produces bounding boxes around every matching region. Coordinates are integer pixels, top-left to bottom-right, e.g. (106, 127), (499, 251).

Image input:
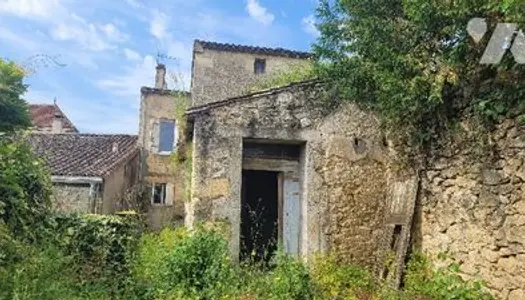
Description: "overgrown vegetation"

(248, 62), (316, 93)
(313, 0), (525, 160)
(0, 59), (31, 132)
(172, 92), (193, 202)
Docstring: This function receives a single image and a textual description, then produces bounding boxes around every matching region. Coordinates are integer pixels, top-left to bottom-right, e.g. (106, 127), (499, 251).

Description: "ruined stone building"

(139, 40), (524, 299)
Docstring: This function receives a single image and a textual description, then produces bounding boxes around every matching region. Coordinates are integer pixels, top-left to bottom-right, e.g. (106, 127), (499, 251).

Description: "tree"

(0, 59), (30, 133)
(0, 59), (51, 242)
(314, 0), (525, 153)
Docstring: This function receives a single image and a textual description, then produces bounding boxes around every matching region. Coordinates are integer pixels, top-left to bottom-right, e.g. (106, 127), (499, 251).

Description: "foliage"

(172, 93), (193, 202)
(163, 226), (235, 298)
(132, 227), (188, 296)
(310, 254), (377, 299)
(314, 0), (525, 159)
(0, 136), (53, 243)
(266, 253), (313, 299)
(248, 62), (316, 93)
(53, 213), (141, 286)
(404, 253), (494, 300)
(0, 58), (31, 133)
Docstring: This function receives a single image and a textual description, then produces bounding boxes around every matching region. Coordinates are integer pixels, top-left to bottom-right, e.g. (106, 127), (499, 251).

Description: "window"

(254, 58), (266, 74)
(158, 120), (176, 154)
(152, 183), (167, 204)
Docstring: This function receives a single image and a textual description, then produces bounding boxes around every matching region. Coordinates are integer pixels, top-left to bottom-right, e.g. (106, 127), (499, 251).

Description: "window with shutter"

(152, 183), (167, 205)
(158, 120), (176, 154)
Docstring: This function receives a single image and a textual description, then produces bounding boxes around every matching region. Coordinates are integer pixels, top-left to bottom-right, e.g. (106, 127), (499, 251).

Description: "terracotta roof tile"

(28, 134), (138, 177)
(194, 40), (314, 59)
(28, 104), (78, 132)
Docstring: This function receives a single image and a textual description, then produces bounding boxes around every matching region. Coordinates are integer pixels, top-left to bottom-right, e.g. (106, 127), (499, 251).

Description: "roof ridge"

(186, 79), (321, 115)
(194, 39), (314, 59)
(31, 133), (138, 137)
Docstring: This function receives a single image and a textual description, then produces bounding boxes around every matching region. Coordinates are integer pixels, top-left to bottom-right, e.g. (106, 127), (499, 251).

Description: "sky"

(0, 0), (320, 134)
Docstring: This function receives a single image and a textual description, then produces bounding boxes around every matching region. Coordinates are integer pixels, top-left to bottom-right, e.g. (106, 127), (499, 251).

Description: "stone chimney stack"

(155, 64), (167, 89)
(52, 98), (63, 133)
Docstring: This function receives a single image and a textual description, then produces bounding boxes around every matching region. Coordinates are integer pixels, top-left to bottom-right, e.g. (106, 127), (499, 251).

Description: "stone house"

(138, 64), (190, 229)
(140, 39), (525, 299)
(29, 102), (78, 134)
(139, 40), (312, 229)
(29, 134), (139, 214)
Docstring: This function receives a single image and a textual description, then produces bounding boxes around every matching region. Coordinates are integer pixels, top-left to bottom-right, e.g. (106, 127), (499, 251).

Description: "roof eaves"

(194, 39), (314, 59)
(140, 86), (190, 96)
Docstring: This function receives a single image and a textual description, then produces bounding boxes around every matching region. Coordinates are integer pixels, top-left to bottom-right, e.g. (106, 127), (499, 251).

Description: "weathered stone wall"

(102, 152), (139, 214)
(191, 47), (311, 107)
(138, 88), (188, 228)
(52, 183), (94, 213)
(415, 119), (525, 300)
(189, 82), (401, 269)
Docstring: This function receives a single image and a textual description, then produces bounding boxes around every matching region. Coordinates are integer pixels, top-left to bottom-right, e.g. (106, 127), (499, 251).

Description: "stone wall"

(188, 82), (405, 269)
(415, 119), (525, 300)
(191, 47), (311, 107)
(52, 183), (94, 213)
(138, 88), (188, 228)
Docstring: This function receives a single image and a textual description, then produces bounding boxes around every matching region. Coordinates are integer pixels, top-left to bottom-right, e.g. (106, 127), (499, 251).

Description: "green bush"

(248, 62), (315, 93)
(0, 243), (112, 300)
(0, 136), (52, 243)
(310, 254), (377, 299)
(404, 253), (494, 300)
(131, 227), (188, 298)
(163, 227), (236, 298)
(54, 213), (141, 285)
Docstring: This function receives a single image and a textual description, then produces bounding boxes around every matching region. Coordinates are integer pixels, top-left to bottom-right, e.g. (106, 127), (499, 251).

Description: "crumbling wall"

(415, 119), (525, 300)
(189, 82), (399, 268)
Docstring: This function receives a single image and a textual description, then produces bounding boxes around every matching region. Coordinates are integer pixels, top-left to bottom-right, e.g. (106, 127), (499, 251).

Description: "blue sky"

(0, 0), (319, 134)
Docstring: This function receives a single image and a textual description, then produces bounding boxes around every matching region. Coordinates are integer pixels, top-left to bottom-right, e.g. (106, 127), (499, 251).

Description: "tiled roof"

(28, 104), (78, 132)
(28, 134), (138, 177)
(194, 40), (314, 59)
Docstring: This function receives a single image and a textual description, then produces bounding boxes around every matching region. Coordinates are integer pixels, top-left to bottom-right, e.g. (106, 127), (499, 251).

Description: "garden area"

(0, 57), (494, 299)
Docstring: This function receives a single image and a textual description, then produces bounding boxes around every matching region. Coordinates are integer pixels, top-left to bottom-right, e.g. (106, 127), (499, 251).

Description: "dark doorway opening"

(240, 170), (279, 263)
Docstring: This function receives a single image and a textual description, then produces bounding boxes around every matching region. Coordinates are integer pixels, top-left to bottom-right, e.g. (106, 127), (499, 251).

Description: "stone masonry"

(191, 40), (312, 107)
(138, 77), (189, 229)
(414, 119), (525, 300)
(186, 81), (414, 272)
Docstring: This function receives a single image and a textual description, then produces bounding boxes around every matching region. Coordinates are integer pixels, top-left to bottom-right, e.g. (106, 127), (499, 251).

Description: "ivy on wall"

(313, 0), (525, 162)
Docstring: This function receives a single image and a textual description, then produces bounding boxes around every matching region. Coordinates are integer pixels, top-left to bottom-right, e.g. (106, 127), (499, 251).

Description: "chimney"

(155, 64), (167, 89)
(112, 142), (119, 153)
(52, 99), (63, 133)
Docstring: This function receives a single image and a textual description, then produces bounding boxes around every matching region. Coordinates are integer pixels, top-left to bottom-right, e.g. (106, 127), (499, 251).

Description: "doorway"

(240, 170), (280, 263)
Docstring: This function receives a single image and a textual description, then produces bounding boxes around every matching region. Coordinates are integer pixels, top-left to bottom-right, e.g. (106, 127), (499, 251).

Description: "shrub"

(0, 136), (53, 243)
(266, 253), (313, 300)
(0, 244), (110, 300)
(404, 253), (494, 300)
(248, 62), (316, 93)
(131, 227), (188, 298)
(163, 227), (236, 298)
(54, 213), (141, 286)
(310, 254), (377, 299)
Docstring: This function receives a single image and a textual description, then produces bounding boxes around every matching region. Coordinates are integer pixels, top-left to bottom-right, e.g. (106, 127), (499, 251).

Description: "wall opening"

(240, 170), (279, 263)
(382, 224), (403, 280)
